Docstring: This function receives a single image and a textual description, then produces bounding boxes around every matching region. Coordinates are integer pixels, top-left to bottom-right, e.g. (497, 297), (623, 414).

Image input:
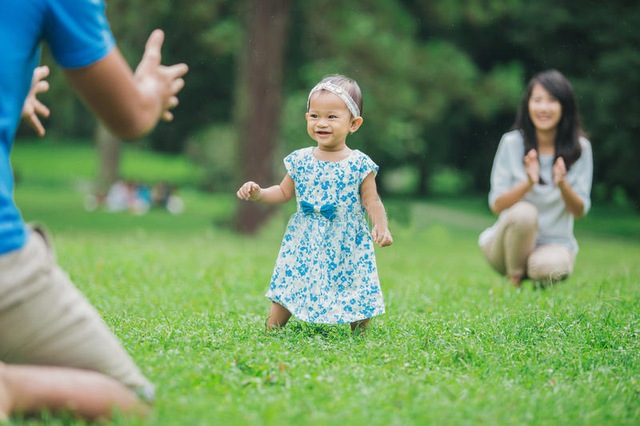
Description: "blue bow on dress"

(300, 201), (336, 221)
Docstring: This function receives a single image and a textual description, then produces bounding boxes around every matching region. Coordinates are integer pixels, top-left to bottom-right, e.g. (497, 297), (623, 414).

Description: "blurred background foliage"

(23, 0), (640, 210)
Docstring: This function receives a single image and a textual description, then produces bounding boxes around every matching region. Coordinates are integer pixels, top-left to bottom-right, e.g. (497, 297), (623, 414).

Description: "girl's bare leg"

(0, 362), (147, 421)
(266, 302), (292, 330)
(350, 318), (370, 333)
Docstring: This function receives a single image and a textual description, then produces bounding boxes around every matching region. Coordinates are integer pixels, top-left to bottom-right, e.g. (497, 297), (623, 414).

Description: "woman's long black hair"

(513, 69), (584, 177)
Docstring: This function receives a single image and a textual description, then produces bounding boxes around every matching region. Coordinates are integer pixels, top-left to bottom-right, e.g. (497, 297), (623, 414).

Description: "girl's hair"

(513, 69), (583, 173)
(313, 74), (363, 116)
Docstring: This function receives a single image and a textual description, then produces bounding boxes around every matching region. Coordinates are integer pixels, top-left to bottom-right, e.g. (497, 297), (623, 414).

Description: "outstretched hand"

(237, 181), (262, 201)
(134, 30), (188, 122)
(524, 149), (540, 186)
(21, 66), (51, 137)
(371, 225), (393, 247)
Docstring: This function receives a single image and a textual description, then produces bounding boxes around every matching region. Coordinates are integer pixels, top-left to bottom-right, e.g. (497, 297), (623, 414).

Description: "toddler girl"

(237, 74), (393, 332)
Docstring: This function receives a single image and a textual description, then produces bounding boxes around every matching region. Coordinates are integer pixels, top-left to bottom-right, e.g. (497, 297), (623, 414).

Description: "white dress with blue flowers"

(265, 147), (386, 324)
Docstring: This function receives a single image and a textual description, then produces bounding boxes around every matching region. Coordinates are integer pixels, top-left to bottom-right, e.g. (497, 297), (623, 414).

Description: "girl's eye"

(310, 114), (318, 118)
(329, 115), (337, 119)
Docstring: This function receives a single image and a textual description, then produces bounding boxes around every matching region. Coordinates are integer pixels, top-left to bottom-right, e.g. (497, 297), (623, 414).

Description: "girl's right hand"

(524, 149), (540, 186)
(236, 181), (261, 201)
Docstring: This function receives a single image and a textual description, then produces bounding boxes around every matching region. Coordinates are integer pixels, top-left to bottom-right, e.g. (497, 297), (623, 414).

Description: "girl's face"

(528, 83), (563, 134)
(306, 91), (362, 151)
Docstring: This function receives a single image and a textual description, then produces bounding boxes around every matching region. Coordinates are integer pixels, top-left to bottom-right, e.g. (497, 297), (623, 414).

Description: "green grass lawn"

(7, 141), (640, 425)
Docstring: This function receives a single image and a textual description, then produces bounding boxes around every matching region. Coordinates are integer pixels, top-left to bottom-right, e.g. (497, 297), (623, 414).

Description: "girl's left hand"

(553, 157), (567, 187)
(372, 226), (393, 247)
(21, 65), (51, 137)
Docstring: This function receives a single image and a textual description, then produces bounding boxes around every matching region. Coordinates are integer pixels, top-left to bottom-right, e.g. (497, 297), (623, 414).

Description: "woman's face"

(528, 83), (562, 133)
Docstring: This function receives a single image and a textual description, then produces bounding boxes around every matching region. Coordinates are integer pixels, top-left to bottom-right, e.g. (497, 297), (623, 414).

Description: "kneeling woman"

(479, 69), (593, 287)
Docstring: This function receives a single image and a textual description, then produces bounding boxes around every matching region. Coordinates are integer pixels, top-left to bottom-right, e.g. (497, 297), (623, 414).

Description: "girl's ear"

(350, 116), (364, 133)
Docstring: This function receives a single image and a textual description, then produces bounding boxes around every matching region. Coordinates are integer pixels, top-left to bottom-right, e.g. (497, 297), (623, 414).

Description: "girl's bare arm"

(360, 172), (393, 247)
(237, 174), (295, 205)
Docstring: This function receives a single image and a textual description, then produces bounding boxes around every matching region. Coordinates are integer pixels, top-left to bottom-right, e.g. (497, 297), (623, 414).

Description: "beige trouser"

(481, 202), (575, 284)
(0, 227), (154, 400)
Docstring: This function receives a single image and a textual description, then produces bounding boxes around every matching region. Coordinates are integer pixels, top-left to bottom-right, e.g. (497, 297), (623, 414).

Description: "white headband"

(307, 82), (361, 118)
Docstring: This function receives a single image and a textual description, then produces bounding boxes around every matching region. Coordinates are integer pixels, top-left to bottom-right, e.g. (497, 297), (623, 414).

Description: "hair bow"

(300, 201), (336, 221)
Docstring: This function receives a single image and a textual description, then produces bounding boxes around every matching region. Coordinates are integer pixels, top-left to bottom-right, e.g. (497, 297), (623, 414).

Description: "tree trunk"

(232, 0), (291, 234)
(417, 156), (430, 196)
(95, 122), (121, 198)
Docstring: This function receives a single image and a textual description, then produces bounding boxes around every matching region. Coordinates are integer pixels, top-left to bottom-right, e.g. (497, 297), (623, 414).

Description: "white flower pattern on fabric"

(265, 147), (386, 324)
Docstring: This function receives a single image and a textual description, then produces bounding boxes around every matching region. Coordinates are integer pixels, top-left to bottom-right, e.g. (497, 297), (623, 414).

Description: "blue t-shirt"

(0, 0), (115, 254)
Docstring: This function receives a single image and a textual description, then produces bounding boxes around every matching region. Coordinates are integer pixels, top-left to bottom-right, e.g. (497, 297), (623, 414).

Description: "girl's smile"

(306, 91), (362, 153)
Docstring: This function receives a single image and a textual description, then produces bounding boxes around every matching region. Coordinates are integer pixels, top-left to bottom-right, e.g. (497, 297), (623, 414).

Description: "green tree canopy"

(30, 0), (640, 209)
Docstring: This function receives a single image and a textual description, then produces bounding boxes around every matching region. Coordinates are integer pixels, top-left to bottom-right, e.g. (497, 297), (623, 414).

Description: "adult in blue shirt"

(0, 0), (187, 420)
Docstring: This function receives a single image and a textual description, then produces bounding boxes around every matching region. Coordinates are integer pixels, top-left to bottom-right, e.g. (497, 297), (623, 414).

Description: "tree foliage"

(31, 0), (640, 209)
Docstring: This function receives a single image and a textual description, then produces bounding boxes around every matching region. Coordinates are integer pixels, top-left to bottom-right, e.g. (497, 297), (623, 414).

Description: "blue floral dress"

(266, 147), (386, 324)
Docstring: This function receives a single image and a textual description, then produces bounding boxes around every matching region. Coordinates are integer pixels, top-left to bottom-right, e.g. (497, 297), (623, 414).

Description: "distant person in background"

(134, 182), (153, 214)
(104, 179), (134, 212)
(152, 181), (185, 215)
(0, 0), (187, 421)
(152, 181), (173, 208)
(479, 69), (593, 288)
(87, 180), (183, 215)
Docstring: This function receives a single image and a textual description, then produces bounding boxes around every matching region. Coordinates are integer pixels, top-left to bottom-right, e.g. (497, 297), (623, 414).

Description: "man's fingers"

(141, 29), (165, 69)
(165, 63), (189, 80)
(33, 99), (50, 118)
(170, 77), (186, 95)
(161, 111), (174, 122)
(33, 65), (50, 81)
(27, 115), (45, 137)
(35, 80), (49, 95)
